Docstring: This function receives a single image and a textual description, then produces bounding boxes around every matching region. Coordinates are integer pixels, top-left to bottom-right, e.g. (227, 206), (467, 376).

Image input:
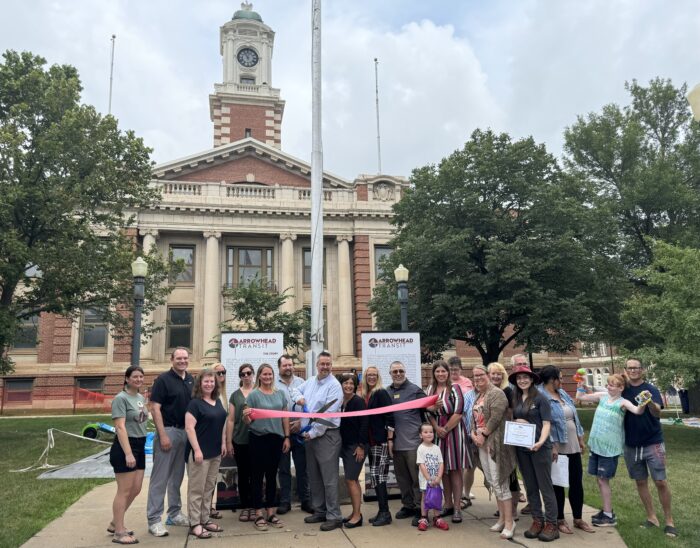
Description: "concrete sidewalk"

(22, 472), (627, 548)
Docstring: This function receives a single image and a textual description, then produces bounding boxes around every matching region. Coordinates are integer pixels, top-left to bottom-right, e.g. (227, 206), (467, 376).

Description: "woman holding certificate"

(509, 365), (559, 542)
(470, 364), (517, 539)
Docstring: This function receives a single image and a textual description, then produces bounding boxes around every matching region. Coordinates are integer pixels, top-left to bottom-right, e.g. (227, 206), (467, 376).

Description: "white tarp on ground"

(38, 448), (153, 479)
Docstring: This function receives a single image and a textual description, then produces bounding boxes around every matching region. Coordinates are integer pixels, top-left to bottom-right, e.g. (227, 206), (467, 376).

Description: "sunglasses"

(390, 369), (405, 374)
(240, 371), (253, 377)
(216, 371), (226, 376)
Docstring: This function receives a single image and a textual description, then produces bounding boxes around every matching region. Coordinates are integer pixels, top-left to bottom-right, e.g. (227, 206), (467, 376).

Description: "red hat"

(508, 365), (540, 385)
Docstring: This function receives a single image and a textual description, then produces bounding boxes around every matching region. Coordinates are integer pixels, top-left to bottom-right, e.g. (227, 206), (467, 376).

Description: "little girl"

(576, 374), (649, 527)
(416, 423), (449, 531)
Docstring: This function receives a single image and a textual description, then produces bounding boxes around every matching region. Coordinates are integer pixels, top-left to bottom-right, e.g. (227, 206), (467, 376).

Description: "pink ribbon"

(248, 394), (439, 420)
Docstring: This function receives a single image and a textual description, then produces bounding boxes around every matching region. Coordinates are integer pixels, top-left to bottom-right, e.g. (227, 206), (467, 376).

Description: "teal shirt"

(111, 391), (148, 438)
(246, 388), (287, 438)
(588, 395), (625, 457)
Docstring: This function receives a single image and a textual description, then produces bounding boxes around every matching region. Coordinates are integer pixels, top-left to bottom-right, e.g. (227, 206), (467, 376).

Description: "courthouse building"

(2, 4), (407, 412)
(1, 5), (614, 412)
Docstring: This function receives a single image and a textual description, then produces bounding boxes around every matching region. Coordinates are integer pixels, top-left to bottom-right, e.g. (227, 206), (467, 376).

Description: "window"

(245, 128), (252, 138)
(170, 245), (195, 283)
(303, 248), (326, 286)
(14, 314), (39, 349)
(227, 247), (273, 287)
(79, 308), (108, 350)
(240, 77), (255, 85)
(167, 307), (193, 349)
(5, 379), (33, 403)
(303, 306), (328, 347)
(374, 245), (393, 280)
(76, 377), (105, 393)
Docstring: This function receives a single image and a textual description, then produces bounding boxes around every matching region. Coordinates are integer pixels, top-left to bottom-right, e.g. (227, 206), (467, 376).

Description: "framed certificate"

(504, 421), (536, 448)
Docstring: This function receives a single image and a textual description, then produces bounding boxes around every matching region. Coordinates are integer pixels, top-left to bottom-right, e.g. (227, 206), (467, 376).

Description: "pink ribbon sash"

(248, 394), (438, 420)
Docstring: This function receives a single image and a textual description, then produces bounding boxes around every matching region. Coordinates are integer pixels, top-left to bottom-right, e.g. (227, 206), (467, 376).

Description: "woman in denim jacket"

(538, 365), (594, 534)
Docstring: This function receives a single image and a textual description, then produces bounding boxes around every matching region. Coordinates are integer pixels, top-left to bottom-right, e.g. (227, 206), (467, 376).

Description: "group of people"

(106, 348), (677, 544)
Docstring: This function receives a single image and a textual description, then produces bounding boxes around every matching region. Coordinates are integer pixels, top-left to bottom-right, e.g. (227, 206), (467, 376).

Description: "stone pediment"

(152, 137), (352, 189)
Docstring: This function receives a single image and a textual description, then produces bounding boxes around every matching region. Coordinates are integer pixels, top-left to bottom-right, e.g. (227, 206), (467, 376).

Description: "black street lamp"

(394, 263), (409, 332)
(131, 257), (148, 366)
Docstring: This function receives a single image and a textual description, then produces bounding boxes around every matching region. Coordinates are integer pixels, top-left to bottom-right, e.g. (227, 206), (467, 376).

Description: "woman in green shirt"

(242, 363), (291, 531)
(109, 365), (149, 545)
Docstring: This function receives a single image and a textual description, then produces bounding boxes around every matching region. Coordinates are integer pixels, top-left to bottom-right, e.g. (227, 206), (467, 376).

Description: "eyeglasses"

(514, 362), (528, 366)
(216, 371), (226, 376)
(240, 371), (253, 377)
(625, 367), (641, 371)
(390, 369), (405, 374)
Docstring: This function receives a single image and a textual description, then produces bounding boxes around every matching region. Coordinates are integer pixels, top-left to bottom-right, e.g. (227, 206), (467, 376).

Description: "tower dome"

(232, 2), (262, 22)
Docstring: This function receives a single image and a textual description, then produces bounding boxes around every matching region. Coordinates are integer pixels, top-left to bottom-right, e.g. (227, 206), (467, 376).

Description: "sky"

(1, 0), (699, 180)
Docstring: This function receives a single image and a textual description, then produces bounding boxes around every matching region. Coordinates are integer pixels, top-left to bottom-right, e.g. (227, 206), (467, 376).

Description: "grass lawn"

(577, 408), (698, 548)
(0, 415), (112, 548)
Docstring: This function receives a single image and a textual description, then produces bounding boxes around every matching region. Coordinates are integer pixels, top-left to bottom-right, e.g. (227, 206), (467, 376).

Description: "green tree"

(369, 129), (625, 364)
(622, 240), (700, 388)
(210, 278), (309, 359)
(564, 78), (700, 271)
(0, 50), (174, 373)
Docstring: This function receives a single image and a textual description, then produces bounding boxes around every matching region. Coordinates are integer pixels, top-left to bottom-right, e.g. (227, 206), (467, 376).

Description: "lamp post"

(394, 263), (409, 332)
(131, 257), (148, 367)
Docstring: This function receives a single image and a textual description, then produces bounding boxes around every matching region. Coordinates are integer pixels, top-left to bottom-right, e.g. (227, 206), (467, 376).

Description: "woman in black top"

(185, 368), (228, 539)
(338, 372), (368, 528)
(361, 366), (395, 527)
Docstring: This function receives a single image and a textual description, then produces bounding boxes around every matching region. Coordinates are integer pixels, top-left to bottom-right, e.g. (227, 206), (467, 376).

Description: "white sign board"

(220, 332), (284, 389)
(361, 332), (421, 385)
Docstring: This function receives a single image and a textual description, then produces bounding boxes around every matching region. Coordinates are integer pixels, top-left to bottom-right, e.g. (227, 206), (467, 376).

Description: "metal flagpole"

(375, 57), (382, 173)
(108, 34), (116, 115)
(309, 0), (324, 378)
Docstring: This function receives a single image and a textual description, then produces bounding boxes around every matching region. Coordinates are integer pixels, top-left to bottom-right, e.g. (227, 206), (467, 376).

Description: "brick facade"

(352, 236), (372, 356)
(173, 155), (311, 187)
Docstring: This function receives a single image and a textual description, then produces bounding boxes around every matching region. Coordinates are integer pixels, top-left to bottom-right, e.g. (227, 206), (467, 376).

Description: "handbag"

(424, 484), (443, 511)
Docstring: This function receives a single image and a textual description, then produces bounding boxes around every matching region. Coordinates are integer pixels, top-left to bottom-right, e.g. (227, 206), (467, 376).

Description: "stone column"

(139, 229), (158, 361)
(203, 231), (222, 358)
(279, 233), (297, 313)
(336, 235), (354, 357)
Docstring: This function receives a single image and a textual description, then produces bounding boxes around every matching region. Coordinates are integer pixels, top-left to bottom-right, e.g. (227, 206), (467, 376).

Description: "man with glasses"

(299, 351), (344, 531)
(511, 354), (530, 369)
(386, 360), (426, 527)
(621, 359), (677, 538)
(276, 354), (313, 515)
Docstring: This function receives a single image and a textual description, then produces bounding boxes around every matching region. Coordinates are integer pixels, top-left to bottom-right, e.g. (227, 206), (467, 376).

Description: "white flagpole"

(309, 0), (324, 377)
(108, 34), (116, 115)
(375, 57), (382, 173)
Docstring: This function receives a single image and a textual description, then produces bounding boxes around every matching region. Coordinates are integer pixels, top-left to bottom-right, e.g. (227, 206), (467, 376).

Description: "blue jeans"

(278, 439), (310, 504)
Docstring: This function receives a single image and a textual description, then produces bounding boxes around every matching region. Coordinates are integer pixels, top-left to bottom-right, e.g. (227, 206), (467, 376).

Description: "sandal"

(640, 519), (659, 529)
(210, 509), (223, 519)
(664, 525), (678, 538)
(267, 514), (284, 528)
(254, 515), (268, 531)
(107, 523), (134, 536)
(460, 496), (472, 509)
(452, 511), (463, 523)
(203, 521), (224, 533)
(558, 519), (574, 534)
(573, 518), (595, 533)
(112, 531), (139, 545)
(239, 508), (251, 522)
(189, 525), (212, 539)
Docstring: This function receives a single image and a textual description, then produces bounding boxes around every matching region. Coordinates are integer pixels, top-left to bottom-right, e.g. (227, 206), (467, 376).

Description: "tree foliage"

(622, 240), (700, 387)
(369, 129), (625, 364)
(0, 50), (174, 373)
(211, 278), (309, 359)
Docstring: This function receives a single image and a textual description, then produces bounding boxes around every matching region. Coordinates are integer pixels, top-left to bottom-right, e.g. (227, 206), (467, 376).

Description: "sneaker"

(593, 513), (617, 527)
(433, 517), (450, 531)
(590, 509), (605, 524)
(148, 522), (169, 537)
(538, 522), (560, 542)
(166, 513), (190, 526)
(418, 518), (429, 531)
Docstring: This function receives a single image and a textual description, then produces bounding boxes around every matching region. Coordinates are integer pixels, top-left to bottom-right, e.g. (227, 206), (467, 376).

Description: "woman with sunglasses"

(225, 363), (256, 523)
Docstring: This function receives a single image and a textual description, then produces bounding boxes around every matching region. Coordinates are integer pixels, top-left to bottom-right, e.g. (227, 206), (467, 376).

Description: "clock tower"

(210, 2), (285, 148)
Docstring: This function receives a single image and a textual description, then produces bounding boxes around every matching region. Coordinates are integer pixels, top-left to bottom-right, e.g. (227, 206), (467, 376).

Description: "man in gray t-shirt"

(386, 361), (426, 526)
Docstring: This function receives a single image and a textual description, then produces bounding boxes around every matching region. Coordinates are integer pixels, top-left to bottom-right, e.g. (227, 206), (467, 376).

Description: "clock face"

(237, 48), (259, 68)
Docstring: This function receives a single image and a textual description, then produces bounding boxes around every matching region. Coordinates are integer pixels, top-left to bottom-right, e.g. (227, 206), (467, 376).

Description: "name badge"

(394, 394), (400, 399)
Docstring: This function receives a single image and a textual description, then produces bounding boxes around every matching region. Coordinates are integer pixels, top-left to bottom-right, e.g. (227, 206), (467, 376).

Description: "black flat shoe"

(344, 515), (363, 528)
(440, 507), (455, 517)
